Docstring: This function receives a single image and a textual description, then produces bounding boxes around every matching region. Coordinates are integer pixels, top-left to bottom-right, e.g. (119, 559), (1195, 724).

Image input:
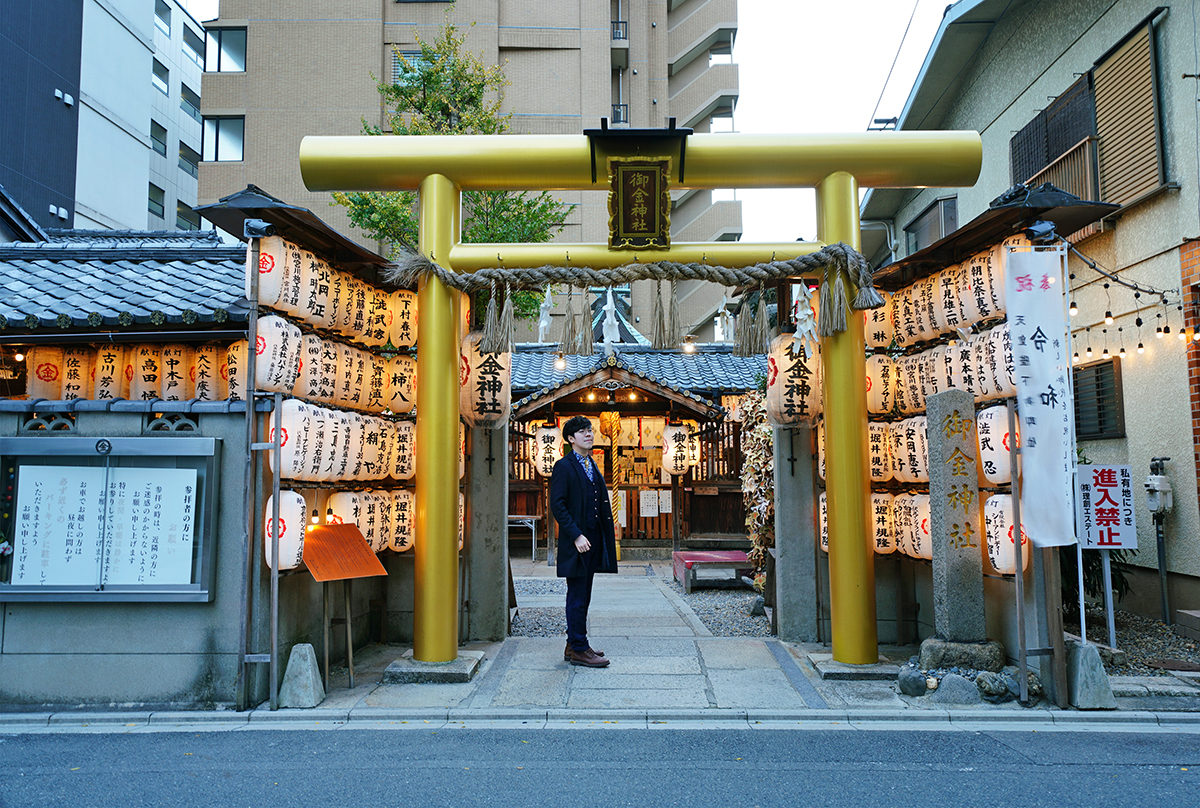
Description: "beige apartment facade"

(199, 0), (743, 344)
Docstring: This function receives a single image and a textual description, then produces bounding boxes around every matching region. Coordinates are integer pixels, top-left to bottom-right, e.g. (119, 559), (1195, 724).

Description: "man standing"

(550, 415), (617, 667)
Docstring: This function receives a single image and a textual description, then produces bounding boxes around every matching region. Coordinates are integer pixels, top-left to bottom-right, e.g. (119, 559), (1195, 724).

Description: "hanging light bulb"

(1137, 342), (1145, 354)
(1104, 311), (1114, 325)
(1179, 328), (1187, 341)
(1103, 283), (1113, 324)
(1084, 327), (1092, 358)
(681, 335), (697, 354)
(1072, 351), (1080, 364)
(1086, 344), (1093, 358)
(1101, 329), (1109, 359)
(1118, 327), (1126, 359)
(1069, 301), (1078, 316)
(311, 509), (319, 525)
(13, 352), (23, 362)
(326, 507), (334, 524)
(554, 351), (567, 371)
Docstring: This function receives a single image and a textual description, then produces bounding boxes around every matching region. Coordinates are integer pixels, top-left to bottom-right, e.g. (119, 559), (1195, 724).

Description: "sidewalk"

(3, 560), (1200, 732)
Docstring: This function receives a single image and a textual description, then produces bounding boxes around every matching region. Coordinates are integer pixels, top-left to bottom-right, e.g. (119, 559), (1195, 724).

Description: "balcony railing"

(612, 20), (628, 40)
(611, 104), (629, 125)
(1025, 136), (1101, 242)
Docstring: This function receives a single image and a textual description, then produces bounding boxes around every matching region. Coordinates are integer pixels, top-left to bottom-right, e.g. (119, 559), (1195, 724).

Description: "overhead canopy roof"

(194, 185), (395, 285)
(872, 183), (1119, 291)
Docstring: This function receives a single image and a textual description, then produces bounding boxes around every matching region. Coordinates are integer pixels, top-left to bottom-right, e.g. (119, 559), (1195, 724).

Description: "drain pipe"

(860, 220), (899, 265)
(1145, 456), (1173, 624)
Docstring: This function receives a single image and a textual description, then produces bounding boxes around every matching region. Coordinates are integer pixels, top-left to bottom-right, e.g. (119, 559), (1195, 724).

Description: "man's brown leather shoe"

(564, 644), (604, 661)
(568, 648), (610, 668)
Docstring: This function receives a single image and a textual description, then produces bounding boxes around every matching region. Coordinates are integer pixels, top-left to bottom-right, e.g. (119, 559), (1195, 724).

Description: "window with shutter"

(1093, 24), (1164, 206)
(1074, 357), (1125, 440)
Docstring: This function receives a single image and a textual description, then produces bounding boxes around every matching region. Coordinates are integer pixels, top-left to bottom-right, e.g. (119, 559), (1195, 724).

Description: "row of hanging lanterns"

(265, 398), (460, 483)
(866, 324), (1016, 415)
(249, 236), (416, 348)
(865, 234), (1026, 349)
(820, 407), (1016, 486)
(263, 488), (463, 571)
(24, 344), (227, 402)
(820, 490), (1028, 574)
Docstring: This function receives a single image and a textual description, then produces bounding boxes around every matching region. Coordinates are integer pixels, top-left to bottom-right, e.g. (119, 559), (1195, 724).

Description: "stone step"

(1175, 610), (1200, 641)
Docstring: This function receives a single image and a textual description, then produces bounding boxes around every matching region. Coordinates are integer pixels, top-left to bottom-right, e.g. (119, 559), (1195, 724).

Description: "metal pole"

(323, 581), (330, 692)
(1076, 543), (1087, 642)
(671, 474), (681, 554)
(1156, 513), (1171, 624)
(345, 579), (355, 690)
(1007, 398), (1028, 705)
(236, 236), (261, 711)
(413, 172), (461, 662)
(269, 391), (282, 710)
(1101, 549), (1117, 649)
(816, 171), (876, 664)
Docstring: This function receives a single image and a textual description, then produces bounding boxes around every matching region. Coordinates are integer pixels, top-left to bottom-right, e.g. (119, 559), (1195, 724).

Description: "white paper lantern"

(264, 490), (306, 570)
(817, 418), (826, 481)
(267, 398), (315, 480)
(819, 490), (828, 554)
(92, 345), (128, 401)
(254, 315), (300, 394)
(298, 249), (334, 327)
(158, 345), (192, 401)
(373, 490), (393, 552)
(26, 347), (64, 400)
(130, 344), (162, 401)
(328, 491), (363, 536)
(954, 259), (982, 327)
(891, 285), (916, 348)
(943, 339), (972, 394)
(361, 416), (385, 481)
(343, 412), (367, 481)
(392, 420), (416, 480)
(895, 355), (924, 414)
(362, 354), (387, 413)
(292, 334), (324, 400)
(976, 405), (1016, 485)
(865, 291), (894, 349)
(390, 289), (418, 349)
(60, 347), (95, 400)
(984, 493), (1030, 574)
(387, 354), (417, 415)
(347, 276), (371, 338)
(345, 346), (369, 410)
(460, 331), (512, 428)
(358, 491), (383, 551)
(868, 421), (892, 482)
(313, 339), (339, 405)
(246, 235), (294, 309)
(894, 416), (929, 483)
(987, 234), (1028, 316)
(532, 423), (563, 476)
(865, 353), (896, 415)
(766, 333), (821, 426)
(224, 340), (248, 401)
(912, 493), (932, 560)
(965, 251), (995, 324)
(390, 489), (415, 551)
(189, 345), (220, 402)
(871, 492), (896, 554)
(891, 493), (913, 556)
(661, 423), (692, 475)
(970, 330), (994, 402)
(362, 286), (391, 348)
(921, 346), (944, 401)
(988, 323), (1016, 399)
(911, 275), (935, 340)
(305, 406), (331, 482)
(326, 410), (356, 482)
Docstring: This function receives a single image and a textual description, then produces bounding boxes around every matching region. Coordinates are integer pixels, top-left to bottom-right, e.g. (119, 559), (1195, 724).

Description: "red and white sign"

(1076, 464), (1137, 549)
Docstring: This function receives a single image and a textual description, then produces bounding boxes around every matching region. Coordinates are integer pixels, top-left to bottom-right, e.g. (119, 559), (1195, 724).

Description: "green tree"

(333, 22), (574, 319)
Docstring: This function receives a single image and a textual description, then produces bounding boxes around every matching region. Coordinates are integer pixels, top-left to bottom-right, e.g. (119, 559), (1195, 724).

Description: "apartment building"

(198, 0), (742, 342)
(0, 0), (205, 231)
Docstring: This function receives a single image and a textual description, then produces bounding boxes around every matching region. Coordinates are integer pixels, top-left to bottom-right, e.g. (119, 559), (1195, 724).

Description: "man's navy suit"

(550, 451), (618, 652)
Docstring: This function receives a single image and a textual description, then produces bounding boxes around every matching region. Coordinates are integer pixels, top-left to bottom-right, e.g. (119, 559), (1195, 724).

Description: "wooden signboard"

(607, 157), (671, 250)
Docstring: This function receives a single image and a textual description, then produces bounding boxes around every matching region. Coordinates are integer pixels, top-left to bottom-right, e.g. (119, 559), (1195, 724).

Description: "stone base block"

(279, 644), (325, 709)
(918, 638), (1004, 672)
(809, 654), (900, 681)
(382, 649), (484, 684)
(1066, 641), (1117, 710)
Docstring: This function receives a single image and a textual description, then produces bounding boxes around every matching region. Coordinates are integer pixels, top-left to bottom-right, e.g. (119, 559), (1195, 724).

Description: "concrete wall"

(876, 0), (1200, 602)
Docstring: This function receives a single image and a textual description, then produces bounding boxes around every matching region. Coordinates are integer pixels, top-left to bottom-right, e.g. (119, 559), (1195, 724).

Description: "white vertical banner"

(1005, 246), (1077, 547)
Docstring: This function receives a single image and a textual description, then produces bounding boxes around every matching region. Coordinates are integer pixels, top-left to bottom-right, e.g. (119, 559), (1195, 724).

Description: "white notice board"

(13, 466), (199, 587)
(658, 490), (673, 514)
(639, 489), (659, 518)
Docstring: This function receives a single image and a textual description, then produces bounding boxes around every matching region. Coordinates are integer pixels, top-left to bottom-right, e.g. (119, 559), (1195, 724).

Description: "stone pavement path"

(319, 569), (831, 714)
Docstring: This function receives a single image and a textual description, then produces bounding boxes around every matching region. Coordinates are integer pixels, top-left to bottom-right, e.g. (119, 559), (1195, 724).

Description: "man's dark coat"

(549, 453), (619, 578)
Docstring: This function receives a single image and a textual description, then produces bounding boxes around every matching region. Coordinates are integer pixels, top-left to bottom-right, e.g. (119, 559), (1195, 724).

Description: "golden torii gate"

(300, 131), (981, 665)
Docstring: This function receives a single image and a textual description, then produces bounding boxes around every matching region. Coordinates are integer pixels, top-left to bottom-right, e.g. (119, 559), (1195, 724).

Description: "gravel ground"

(509, 577), (772, 638)
(1064, 604), (1200, 676)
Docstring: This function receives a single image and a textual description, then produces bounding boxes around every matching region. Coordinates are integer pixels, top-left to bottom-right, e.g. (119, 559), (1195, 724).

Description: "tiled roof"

(512, 344), (765, 399)
(0, 231), (249, 329)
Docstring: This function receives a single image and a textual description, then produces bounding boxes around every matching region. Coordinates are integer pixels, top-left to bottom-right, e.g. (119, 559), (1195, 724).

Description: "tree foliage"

(332, 22), (574, 319)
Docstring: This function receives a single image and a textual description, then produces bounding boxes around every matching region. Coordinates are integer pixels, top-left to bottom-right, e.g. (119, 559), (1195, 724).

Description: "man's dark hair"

(562, 415), (593, 441)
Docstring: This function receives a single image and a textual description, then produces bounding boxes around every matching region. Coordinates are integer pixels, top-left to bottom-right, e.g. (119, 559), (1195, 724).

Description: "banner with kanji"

(1076, 464), (1137, 549)
(1005, 247), (1077, 547)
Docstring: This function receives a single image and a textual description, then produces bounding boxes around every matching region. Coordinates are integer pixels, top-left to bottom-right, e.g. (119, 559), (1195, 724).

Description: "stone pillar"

(926, 389), (987, 642)
(773, 425), (819, 642)
(466, 423), (510, 641)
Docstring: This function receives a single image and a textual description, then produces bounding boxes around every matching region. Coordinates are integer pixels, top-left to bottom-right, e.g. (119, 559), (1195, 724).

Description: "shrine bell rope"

(386, 241), (884, 354)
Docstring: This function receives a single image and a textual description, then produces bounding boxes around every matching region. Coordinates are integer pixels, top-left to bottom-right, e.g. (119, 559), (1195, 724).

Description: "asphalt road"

(1, 728), (1197, 807)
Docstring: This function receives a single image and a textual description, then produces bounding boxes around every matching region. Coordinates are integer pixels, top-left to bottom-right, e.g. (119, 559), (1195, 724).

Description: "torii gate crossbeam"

(301, 131), (981, 665)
